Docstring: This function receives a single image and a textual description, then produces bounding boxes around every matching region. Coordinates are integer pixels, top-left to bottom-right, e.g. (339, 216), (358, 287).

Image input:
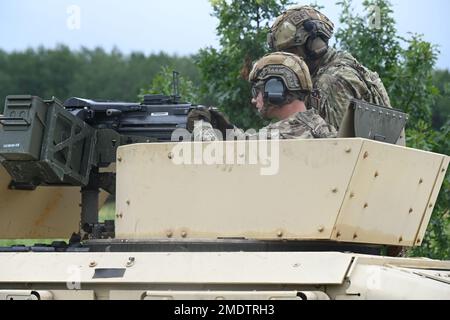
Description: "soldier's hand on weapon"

(209, 108), (234, 137)
(187, 107), (212, 132)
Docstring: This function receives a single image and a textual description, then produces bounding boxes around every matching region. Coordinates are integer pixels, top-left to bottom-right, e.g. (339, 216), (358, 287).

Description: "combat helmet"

(268, 5), (334, 59)
(249, 52), (312, 106)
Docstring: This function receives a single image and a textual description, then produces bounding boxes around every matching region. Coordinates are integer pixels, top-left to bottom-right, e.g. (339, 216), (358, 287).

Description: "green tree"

(0, 46), (201, 113)
(335, 0), (439, 126)
(138, 65), (200, 103)
(197, 0), (292, 129)
(407, 123), (449, 259)
(335, 0), (449, 259)
(335, 0), (401, 86)
(431, 70), (450, 130)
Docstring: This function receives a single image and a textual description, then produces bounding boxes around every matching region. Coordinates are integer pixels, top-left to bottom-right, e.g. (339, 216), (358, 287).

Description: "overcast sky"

(0, 0), (449, 69)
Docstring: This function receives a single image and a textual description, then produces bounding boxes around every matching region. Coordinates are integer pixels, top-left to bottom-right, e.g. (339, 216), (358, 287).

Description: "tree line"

(0, 46), (200, 109)
(0, 44), (448, 131)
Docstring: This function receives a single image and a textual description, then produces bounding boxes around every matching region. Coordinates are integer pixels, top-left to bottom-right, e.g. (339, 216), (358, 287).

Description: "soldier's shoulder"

(316, 50), (361, 80)
(265, 116), (295, 131)
(295, 109), (326, 125)
(320, 48), (358, 67)
(263, 113), (312, 139)
(264, 111), (337, 139)
(296, 110), (338, 138)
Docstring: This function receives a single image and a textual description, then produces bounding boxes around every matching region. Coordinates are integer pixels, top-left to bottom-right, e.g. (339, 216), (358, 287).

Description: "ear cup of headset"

(264, 78), (287, 106)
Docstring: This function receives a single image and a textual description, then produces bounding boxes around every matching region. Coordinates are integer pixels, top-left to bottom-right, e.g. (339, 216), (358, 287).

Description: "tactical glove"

(209, 108), (234, 137)
(187, 107), (212, 132)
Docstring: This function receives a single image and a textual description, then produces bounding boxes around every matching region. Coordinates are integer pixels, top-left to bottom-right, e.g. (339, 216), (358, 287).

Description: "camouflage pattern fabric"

(249, 52), (312, 93)
(268, 5), (334, 51)
(264, 109), (337, 139)
(193, 109), (337, 141)
(192, 121), (222, 142)
(312, 48), (392, 130)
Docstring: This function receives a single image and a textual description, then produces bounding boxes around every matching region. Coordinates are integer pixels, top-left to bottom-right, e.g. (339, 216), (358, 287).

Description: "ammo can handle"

(0, 117), (31, 126)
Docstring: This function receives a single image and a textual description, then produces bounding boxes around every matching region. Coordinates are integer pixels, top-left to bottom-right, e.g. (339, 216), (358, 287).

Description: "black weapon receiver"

(63, 95), (192, 142)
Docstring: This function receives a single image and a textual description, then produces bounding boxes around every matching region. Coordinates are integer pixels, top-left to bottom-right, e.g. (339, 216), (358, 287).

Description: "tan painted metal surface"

(0, 166), (81, 239)
(0, 166), (109, 239)
(116, 139), (363, 240)
(115, 139), (448, 246)
(342, 263), (450, 300)
(332, 140), (447, 246)
(415, 155), (450, 245)
(0, 252), (448, 300)
(140, 291), (325, 300)
(0, 290), (95, 300)
(350, 254), (450, 270)
(0, 252), (353, 285)
(0, 290), (53, 300)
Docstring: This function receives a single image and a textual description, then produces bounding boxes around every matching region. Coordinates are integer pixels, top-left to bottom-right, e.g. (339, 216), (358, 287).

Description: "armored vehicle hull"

(0, 252), (449, 300)
(0, 139), (448, 300)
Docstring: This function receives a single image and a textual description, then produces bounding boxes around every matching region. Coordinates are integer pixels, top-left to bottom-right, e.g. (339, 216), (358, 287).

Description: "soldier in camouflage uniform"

(268, 5), (394, 132)
(187, 52), (337, 141)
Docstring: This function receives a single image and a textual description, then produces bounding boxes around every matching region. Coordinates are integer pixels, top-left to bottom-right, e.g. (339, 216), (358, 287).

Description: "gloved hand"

(209, 108), (234, 137)
(187, 107), (212, 132)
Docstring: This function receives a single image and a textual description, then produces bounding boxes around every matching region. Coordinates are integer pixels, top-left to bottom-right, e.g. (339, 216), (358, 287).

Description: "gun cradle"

(0, 164), (109, 239)
(0, 94), (195, 239)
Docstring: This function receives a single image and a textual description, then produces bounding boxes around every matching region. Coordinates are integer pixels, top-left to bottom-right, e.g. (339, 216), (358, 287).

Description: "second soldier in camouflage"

(268, 5), (392, 131)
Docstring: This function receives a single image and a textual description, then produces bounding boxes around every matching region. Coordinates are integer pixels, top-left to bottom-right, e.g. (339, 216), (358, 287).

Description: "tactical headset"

(252, 78), (288, 107)
(264, 78), (287, 106)
(267, 20), (330, 60)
